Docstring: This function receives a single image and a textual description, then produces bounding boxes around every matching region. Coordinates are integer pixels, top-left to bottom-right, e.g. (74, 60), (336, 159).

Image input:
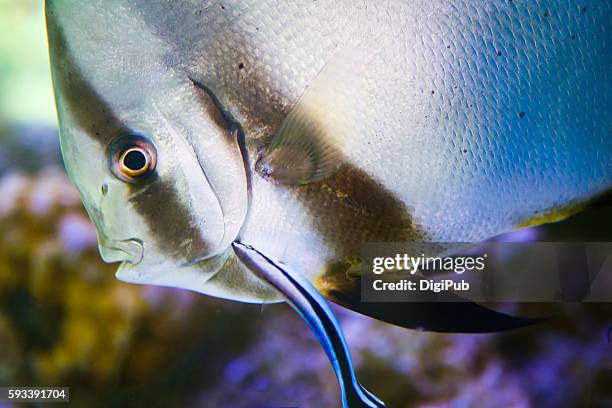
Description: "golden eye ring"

(108, 134), (157, 182)
(118, 146), (152, 178)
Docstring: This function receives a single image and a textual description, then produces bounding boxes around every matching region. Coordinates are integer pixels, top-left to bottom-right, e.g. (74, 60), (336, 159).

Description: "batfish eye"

(109, 133), (157, 182)
(119, 147), (151, 177)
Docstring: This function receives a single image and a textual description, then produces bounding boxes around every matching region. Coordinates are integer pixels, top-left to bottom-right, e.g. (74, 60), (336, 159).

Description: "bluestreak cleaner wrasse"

(232, 242), (384, 407)
(46, 0), (610, 405)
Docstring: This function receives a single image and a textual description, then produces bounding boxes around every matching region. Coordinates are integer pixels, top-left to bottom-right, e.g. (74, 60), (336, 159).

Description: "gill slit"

(188, 76), (254, 238)
(152, 101), (229, 253)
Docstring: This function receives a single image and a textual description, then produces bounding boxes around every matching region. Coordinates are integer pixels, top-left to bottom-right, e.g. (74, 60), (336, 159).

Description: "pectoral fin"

(256, 41), (373, 185)
(255, 111), (342, 185)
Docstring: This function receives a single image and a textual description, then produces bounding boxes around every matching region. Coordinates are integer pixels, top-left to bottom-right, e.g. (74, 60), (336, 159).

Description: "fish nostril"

(101, 183), (109, 196)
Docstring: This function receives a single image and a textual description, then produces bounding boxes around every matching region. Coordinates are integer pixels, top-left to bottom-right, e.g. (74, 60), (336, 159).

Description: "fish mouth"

(99, 238), (144, 265)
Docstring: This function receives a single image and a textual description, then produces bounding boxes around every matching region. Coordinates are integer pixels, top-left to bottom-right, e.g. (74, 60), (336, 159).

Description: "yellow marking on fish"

(517, 203), (586, 228)
(321, 183), (349, 199)
(315, 256), (363, 296)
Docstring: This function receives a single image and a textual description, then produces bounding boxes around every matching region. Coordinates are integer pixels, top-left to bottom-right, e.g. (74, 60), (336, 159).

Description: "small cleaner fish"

(46, 1), (611, 406)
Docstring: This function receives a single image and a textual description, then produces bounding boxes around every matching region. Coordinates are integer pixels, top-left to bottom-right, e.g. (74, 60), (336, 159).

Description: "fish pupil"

(123, 150), (147, 171)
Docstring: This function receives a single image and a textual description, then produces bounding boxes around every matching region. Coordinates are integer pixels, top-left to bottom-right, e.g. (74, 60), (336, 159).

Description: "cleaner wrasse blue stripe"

(232, 241), (385, 408)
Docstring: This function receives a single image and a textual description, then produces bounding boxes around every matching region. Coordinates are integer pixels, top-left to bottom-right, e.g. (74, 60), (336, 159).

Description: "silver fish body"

(47, 0), (611, 302)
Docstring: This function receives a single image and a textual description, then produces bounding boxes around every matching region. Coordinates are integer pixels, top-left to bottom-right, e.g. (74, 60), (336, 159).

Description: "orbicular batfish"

(46, 1), (611, 406)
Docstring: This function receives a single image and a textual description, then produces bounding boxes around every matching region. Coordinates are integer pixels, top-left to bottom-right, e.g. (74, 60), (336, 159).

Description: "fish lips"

(99, 238), (144, 265)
